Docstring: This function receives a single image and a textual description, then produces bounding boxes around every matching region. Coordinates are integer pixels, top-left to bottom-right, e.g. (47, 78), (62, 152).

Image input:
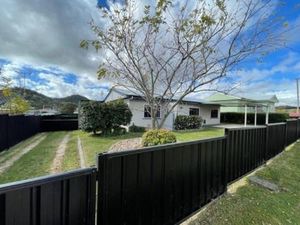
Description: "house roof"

(206, 93), (279, 107)
(104, 87), (220, 106)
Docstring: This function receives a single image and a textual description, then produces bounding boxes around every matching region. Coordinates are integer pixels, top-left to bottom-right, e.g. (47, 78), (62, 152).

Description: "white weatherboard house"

(104, 88), (221, 130)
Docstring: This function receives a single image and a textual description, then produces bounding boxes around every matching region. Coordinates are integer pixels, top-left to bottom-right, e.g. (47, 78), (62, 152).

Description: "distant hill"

(0, 87), (89, 109)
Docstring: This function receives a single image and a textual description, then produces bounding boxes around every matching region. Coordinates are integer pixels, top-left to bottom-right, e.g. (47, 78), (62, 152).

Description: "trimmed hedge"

(142, 129), (177, 147)
(174, 115), (203, 130)
(129, 124), (146, 133)
(79, 100), (132, 135)
(221, 112), (289, 125)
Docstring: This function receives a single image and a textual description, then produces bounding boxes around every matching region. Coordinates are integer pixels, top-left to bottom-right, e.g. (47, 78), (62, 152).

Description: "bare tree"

(82, 0), (287, 129)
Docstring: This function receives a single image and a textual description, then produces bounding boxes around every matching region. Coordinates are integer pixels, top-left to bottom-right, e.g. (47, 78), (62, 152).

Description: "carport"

(209, 98), (273, 127)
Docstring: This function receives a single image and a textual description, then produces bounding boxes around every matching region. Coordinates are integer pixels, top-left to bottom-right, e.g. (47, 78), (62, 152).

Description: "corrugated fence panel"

(0, 115), (41, 152)
(0, 168), (96, 225)
(40, 119), (78, 131)
(225, 127), (266, 183)
(98, 137), (227, 225)
(0, 114), (9, 151)
(266, 123), (286, 160)
(286, 119), (298, 146)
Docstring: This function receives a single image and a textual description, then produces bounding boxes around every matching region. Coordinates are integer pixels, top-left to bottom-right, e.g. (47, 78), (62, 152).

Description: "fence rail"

(0, 168), (97, 225)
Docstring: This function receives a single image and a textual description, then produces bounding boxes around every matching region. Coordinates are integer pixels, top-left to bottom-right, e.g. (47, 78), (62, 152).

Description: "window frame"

(144, 105), (161, 118)
(211, 109), (219, 118)
(189, 107), (200, 116)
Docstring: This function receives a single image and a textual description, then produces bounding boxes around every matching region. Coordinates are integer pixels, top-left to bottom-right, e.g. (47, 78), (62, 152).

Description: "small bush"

(129, 124), (146, 133)
(142, 129), (177, 147)
(174, 115), (203, 130)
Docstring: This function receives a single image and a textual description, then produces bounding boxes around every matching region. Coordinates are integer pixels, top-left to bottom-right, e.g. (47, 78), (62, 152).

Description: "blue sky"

(0, 0), (300, 105)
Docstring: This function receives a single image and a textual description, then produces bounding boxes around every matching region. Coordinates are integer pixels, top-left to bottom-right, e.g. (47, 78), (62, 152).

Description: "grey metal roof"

(106, 87), (219, 105)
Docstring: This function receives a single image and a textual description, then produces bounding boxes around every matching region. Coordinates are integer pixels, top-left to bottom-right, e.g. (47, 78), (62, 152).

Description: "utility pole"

(297, 78), (300, 114)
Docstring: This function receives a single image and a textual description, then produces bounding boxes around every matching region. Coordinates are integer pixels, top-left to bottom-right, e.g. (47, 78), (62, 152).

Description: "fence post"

(224, 128), (230, 184)
(97, 153), (108, 225)
(6, 114), (9, 150)
(265, 125), (269, 162)
(285, 120), (288, 147)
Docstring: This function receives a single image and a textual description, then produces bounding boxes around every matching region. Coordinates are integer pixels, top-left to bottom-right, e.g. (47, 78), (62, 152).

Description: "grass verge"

(189, 141), (300, 225)
(0, 131), (67, 184)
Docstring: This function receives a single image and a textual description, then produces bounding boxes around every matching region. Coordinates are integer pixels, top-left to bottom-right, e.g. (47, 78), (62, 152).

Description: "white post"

(244, 104), (247, 127)
(254, 105), (257, 126)
(265, 105), (269, 125)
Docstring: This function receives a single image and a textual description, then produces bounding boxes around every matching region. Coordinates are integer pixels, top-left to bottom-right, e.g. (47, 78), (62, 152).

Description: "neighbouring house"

(206, 93), (279, 113)
(104, 87), (221, 130)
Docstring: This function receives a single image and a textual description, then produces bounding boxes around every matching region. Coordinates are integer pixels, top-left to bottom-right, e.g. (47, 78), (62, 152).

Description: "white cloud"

(0, 0), (102, 77)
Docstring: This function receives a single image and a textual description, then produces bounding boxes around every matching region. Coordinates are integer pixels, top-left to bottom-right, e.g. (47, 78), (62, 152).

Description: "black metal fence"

(0, 114), (40, 152)
(0, 168), (96, 225)
(1, 119), (300, 225)
(0, 114), (78, 152)
(98, 137), (227, 225)
(98, 120), (300, 225)
(40, 116), (78, 132)
(225, 127), (266, 183)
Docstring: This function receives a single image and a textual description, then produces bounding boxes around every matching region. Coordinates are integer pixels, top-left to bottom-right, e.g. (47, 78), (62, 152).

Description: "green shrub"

(129, 123), (146, 133)
(174, 115), (203, 130)
(112, 127), (127, 135)
(78, 101), (104, 134)
(142, 129), (177, 147)
(79, 100), (132, 135)
(221, 112), (289, 125)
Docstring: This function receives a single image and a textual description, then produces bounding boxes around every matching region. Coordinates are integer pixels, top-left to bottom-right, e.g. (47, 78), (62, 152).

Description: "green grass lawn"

(189, 142), (300, 225)
(76, 131), (143, 166)
(174, 127), (224, 142)
(0, 131), (67, 184)
(0, 133), (43, 165)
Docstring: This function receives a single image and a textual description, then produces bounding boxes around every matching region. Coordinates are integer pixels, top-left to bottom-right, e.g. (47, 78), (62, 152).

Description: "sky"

(0, 0), (300, 105)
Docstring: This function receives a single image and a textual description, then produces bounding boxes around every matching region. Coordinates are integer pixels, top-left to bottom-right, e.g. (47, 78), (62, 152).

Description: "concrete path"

(50, 134), (70, 174)
(0, 133), (47, 174)
(77, 136), (86, 168)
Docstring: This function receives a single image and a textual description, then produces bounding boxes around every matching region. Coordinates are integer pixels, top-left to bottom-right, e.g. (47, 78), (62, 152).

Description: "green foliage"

(129, 123), (146, 133)
(60, 102), (77, 114)
(79, 101), (103, 134)
(174, 115), (203, 130)
(79, 100), (132, 135)
(142, 129), (176, 147)
(221, 112), (289, 124)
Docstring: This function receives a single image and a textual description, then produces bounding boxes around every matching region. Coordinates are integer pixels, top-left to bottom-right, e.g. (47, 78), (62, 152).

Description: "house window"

(211, 109), (218, 118)
(144, 105), (160, 118)
(189, 108), (200, 116)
